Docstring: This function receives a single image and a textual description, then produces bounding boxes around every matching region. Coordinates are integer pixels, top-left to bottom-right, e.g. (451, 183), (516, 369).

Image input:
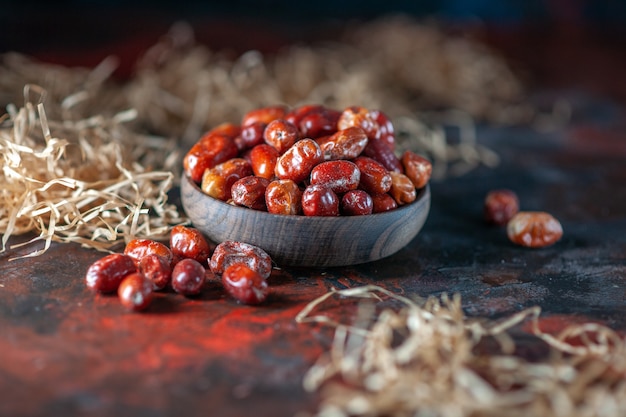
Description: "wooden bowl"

(180, 174), (430, 267)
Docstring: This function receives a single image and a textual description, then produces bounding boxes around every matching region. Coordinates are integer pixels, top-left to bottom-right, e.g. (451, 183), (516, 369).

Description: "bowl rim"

(181, 172), (430, 222)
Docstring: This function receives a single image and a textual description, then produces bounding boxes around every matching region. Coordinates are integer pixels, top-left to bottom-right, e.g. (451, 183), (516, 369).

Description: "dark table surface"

(1, 17), (626, 417)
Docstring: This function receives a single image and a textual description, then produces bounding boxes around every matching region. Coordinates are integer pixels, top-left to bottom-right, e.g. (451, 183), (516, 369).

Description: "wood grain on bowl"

(181, 174), (430, 267)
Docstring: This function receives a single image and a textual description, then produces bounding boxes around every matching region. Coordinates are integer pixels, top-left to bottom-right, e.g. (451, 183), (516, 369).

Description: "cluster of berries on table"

(484, 189), (563, 248)
(85, 225), (273, 311)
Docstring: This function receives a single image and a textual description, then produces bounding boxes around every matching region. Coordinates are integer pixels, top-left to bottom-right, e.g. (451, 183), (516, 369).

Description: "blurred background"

(2, 0), (626, 52)
(1, 0), (626, 105)
(3, 0), (626, 24)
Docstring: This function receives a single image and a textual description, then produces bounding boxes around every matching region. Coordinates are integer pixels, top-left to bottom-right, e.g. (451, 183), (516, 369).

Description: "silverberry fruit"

(222, 264), (269, 305)
(171, 258), (206, 295)
(118, 272), (153, 311)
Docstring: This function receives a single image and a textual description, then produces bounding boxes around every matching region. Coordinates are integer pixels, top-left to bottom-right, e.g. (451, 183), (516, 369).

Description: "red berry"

(139, 254), (171, 290)
(222, 264), (269, 305)
(85, 253), (137, 293)
(118, 272), (153, 312)
(171, 258), (206, 296)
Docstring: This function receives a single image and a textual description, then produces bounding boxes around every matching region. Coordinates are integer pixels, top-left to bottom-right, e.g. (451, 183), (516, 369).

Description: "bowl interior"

(180, 174), (430, 267)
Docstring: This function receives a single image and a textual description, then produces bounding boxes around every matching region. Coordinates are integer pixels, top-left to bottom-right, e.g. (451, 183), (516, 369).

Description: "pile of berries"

(85, 225), (272, 311)
(184, 104), (432, 216)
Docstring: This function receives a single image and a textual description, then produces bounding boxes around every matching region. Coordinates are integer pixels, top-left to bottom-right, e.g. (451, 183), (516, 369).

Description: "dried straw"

(0, 82), (184, 258)
(297, 285), (626, 417)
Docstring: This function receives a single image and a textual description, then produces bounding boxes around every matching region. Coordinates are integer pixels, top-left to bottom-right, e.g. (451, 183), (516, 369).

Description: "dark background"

(3, 0), (626, 22)
(2, 0), (625, 103)
(2, 0), (626, 55)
